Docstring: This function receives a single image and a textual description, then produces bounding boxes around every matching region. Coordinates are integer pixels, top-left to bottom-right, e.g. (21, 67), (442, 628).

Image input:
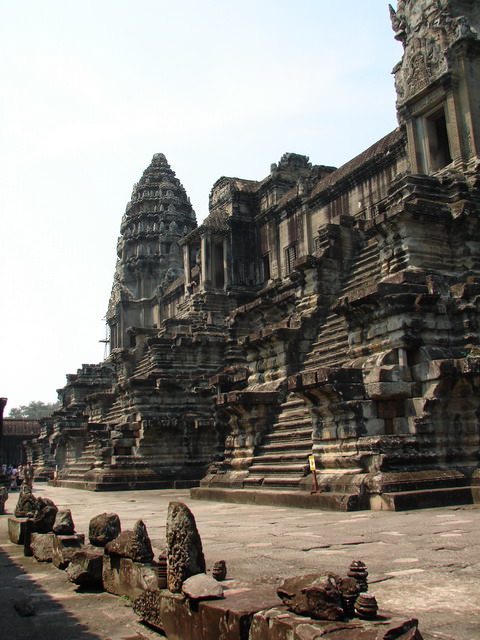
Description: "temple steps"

(302, 313), (349, 370)
(242, 395), (313, 489)
(57, 445), (97, 481)
(341, 239), (381, 296)
(301, 237), (381, 372)
(238, 237), (383, 491)
(257, 438), (312, 451)
(132, 353), (152, 378)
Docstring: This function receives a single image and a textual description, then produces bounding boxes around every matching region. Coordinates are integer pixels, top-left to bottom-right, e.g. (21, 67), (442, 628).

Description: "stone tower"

(107, 153), (196, 350)
(391, 0), (480, 174)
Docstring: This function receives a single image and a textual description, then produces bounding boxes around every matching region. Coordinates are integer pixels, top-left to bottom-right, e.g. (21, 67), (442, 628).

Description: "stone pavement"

(0, 484), (479, 640)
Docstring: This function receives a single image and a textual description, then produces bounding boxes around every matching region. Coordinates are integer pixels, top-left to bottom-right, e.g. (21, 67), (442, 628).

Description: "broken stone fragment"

(212, 559), (227, 581)
(66, 545), (104, 587)
(52, 534), (85, 569)
(88, 512), (121, 546)
(103, 554), (160, 599)
(181, 573), (224, 600)
(277, 573), (345, 621)
(104, 519), (154, 563)
(166, 501), (206, 593)
(30, 532), (56, 562)
(53, 509), (75, 535)
(30, 497), (58, 533)
(14, 484), (37, 518)
(8, 517), (29, 545)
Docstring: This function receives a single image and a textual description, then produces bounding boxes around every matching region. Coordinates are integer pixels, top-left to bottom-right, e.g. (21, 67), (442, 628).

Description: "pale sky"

(0, 0), (401, 414)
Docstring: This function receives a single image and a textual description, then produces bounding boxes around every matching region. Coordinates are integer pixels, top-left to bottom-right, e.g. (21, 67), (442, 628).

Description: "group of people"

(1, 463), (34, 490)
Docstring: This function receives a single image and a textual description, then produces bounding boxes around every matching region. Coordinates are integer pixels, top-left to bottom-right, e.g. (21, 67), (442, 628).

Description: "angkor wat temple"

(28, 0), (480, 510)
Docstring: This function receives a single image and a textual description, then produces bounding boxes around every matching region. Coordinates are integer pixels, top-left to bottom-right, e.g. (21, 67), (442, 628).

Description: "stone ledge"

(134, 586), (423, 640)
(190, 487), (362, 511)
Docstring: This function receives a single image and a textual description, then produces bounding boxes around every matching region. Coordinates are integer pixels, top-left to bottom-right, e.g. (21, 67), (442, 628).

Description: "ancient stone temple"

(29, 0), (480, 510)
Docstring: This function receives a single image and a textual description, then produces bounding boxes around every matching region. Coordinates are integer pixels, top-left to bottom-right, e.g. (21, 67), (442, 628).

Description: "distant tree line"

(8, 401), (59, 419)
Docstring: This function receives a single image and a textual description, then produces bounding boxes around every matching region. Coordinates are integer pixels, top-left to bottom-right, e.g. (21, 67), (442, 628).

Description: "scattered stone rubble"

(5, 493), (424, 639)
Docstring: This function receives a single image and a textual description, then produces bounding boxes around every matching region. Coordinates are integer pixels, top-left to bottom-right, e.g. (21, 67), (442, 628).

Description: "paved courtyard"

(0, 484), (479, 640)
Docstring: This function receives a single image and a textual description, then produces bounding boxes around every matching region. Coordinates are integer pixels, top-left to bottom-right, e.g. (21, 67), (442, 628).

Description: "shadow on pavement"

(0, 545), (102, 640)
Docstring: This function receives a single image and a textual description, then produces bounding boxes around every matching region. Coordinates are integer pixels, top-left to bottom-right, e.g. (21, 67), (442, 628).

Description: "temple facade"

(28, 0), (480, 509)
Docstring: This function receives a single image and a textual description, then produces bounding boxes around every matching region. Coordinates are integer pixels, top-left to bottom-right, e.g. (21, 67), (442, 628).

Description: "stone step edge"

(190, 487), (363, 511)
(49, 478), (199, 491)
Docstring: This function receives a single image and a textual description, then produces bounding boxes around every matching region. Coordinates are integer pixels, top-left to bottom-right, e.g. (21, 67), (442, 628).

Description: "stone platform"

(0, 484), (478, 640)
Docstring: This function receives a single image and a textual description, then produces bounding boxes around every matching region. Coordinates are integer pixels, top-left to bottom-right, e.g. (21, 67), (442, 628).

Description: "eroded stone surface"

(102, 554), (159, 600)
(30, 532), (56, 562)
(88, 512), (121, 547)
(30, 497), (58, 533)
(182, 573), (224, 600)
(249, 608), (424, 640)
(66, 545), (104, 586)
(277, 573), (345, 621)
(166, 501), (205, 593)
(52, 534), (85, 569)
(53, 509), (75, 535)
(133, 590), (164, 631)
(8, 517), (29, 545)
(104, 519), (153, 563)
(14, 485), (37, 518)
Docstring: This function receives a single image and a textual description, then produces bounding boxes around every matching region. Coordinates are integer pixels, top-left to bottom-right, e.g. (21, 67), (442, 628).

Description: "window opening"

(285, 243), (297, 275)
(427, 108), (452, 171)
(262, 253), (271, 281)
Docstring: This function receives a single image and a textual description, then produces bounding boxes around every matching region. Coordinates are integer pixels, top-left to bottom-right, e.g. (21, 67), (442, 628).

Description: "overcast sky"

(0, 1), (401, 414)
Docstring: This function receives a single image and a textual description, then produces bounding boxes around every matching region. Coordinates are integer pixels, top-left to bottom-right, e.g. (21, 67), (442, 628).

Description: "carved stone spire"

(391, 0), (480, 110)
(391, 1), (480, 174)
(107, 154), (196, 349)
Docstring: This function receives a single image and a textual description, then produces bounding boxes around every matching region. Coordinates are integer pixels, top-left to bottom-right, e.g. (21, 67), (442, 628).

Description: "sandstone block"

(89, 512), (121, 546)
(8, 517), (30, 544)
(52, 534), (85, 569)
(66, 545), (104, 587)
(138, 586), (280, 640)
(104, 519), (153, 563)
(182, 573), (224, 600)
(166, 501), (205, 593)
(14, 485), (37, 518)
(30, 497), (58, 533)
(102, 554), (159, 599)
(53, 509), (75, 535)
(30, 532), (56, 562)
(277, 573), (344, 621)
(249, 607), (424, 640)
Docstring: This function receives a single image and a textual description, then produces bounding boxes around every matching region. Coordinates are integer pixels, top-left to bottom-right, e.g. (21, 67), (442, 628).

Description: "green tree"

(8, 401), (59, 419)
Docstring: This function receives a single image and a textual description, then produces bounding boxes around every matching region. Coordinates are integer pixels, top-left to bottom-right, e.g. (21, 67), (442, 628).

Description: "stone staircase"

(132, 352), (152, 379)
(302, 236), (381, 371)
(57, 440), (97, 481)
(341, 236), (381, 297)
(302, 313), (349, 370)
(241, 236), (382, 491)
(56, 425), (110, 485)
(243, 395), (312, 489)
